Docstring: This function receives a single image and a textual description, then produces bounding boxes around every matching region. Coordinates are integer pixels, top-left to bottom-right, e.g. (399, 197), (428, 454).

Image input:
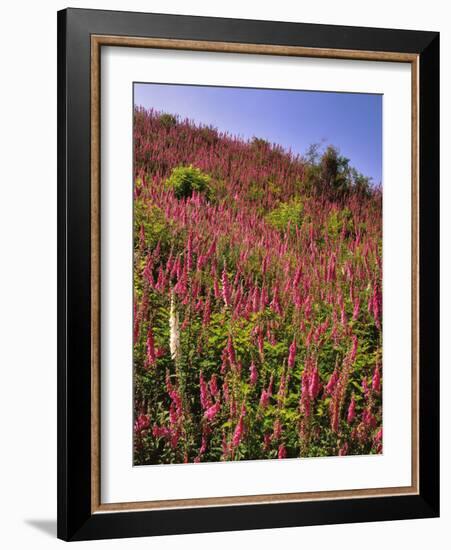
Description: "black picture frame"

(57, 7), (439, 541)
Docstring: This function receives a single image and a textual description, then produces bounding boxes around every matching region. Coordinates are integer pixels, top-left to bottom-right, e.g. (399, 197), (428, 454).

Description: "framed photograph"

(57, 8), (439, 541)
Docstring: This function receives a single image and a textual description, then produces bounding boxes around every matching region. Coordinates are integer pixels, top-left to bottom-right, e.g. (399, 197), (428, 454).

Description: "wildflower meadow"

(133, 105), (382, 465)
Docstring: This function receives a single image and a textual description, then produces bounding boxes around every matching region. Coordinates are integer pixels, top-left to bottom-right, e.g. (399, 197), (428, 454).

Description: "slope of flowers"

(133, 107), (382, 465)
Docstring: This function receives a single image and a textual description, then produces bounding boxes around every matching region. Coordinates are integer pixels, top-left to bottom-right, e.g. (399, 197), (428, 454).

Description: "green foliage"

(265, 198), (304, 232)
(326, 206), (354, 238)
(158, 113), (177, 129)
(165, 165), (212, 200)
(251, 137), (271, 149)
(246, 181), (266, 203)
(320, 146), (351, 197)
(209, 178), (229, 202)
(302, 144), (373, 200)
(267, 180), (282, 199)
(304, 142), (323, 165)
(134, 196), (171, 250)
(350, 167), (372, 197)
(198, 125), (218, 145)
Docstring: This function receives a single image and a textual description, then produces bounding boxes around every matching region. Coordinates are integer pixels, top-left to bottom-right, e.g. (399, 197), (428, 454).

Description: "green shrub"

(265, 199), (304, 232)
(303, 144), (370, 200)
(134, 197), (171, 250)
(165, 165), (212, 200)
(268, 180), (282, 199)
(158, 113), (177, 129)
(326, 207), (354, 238)
(246, 181), (266, 203)
(198, 126), (218, 145)
(251, 137), (270, 149)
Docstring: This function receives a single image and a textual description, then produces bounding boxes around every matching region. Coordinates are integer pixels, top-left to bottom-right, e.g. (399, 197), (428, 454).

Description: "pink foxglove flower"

(338, 442), (349, 456)
(199, 431), (209, 455)
(152, 425), (170, 439)
(143, 255), (154, 286)
(341, 305), (347, 326)
(362, 408), (377, 429)
(186, 233), (193, 272)
(273, 419), (282, 440)
(293, 265), (302, 287)
(330, 404), (339, 433)
(259, 389), (270, 409)
(375, 427), (383, 443)
(288, 338), (296, 369)
(372, 365), (381, 393)
(213, 277), (221, 300)
(362, 378), (370, 397)
(146, 328), (156, 367)
(134, 414), (150, 434)
(249, 361), (258, 385)
(133, 301), (140, 344)
(305, 327), (313, 348)
(352, 296), (360, 321)
(206, 239), (216, 259)
(232, 406), (246, 448)
(252, 286), (260, 312)
(270, 287), (282, 316)
(326, 253), (336, 282)
(350, 335), (358, 363)
(278, 443), (287, 459)
(347, 395), (356, 423)
(326, 369), (339, 395)
(257, 332), (264, 356)
(209, 374), (219, 397)
(259, 375), (273, 408)
(260, 286), (268, 308)
(196, 254), (206, 271)
(199, 372), (210, 410)
(226, 336), (236, 365)
(202, 295), (211, 326)
(309, 366), (320, 399)
(138, 223), (145, 247)
(204, 401), (221, 422)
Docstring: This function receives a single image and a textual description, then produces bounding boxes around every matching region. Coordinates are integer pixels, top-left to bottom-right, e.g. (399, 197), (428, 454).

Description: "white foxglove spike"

(169, 291), (181, 364)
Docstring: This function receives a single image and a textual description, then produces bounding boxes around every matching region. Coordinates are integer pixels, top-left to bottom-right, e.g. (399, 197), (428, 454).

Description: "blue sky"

(134, 83), (382, 184)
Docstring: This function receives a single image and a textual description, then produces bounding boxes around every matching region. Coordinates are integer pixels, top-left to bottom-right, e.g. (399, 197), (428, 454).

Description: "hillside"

(133, 107), (382, 465)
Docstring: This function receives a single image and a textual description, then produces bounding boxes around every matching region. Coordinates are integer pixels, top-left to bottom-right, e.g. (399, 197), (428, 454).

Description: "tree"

(320, 146), (351, 199)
